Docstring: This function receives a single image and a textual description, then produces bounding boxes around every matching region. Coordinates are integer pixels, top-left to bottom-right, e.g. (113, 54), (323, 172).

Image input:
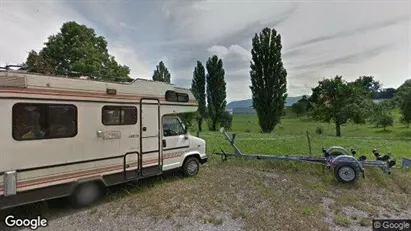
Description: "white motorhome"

(0, 71), (208, 209)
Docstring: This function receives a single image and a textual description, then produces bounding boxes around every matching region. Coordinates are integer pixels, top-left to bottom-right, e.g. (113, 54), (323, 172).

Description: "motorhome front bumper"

(200, 156), (208, 164)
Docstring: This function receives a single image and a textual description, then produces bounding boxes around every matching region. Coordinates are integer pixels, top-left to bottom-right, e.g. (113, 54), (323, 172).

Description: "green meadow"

(197, 110), (411, 160)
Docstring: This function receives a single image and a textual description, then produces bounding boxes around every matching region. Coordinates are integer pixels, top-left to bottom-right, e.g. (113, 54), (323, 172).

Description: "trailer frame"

(214, 128), (396, 184)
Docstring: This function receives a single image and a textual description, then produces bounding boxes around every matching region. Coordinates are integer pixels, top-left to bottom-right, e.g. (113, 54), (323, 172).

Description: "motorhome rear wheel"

(70, 181), (104, 208)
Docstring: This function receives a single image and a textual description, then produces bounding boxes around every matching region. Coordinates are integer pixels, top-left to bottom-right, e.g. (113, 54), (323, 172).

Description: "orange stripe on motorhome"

(17, 164), (136, 189)
(0, 88), (198, 104)
(0, 154), (184, 192)
(1, 162), (138, 191)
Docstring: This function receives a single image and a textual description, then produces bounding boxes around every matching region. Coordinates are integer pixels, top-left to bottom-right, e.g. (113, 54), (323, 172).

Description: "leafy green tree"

(25, 51), (55, 75)
(352, 76), (381, 97)
(396, 79), (411, 94)
(349, 100), (372, 129)
(298, 95), (309, 105)
(400, 104), (411, 128)
(191, 61), (207, 132)
(374, 88), (396, 99)
(376, 114), (394, 131)
(250, 27), (287, 133)
(370, 100), (395, 127)
(219, 111), (233, 130)
(307, 88), (321, 115)
(206, 55), (227, 131)
(291, 102), (305, 117)
(396, 79), (411, 127)
(24, 21), (131, 81)
(297, 95), (312, 116)
(152, 61), (171, 83)
(310, 76), (368, 137)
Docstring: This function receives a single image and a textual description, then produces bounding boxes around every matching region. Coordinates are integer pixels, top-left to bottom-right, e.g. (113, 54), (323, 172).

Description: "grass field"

(188, 112), (411, 229)
(1, 112), (410, 230)
(200, 111), (411, 160)
(228, 108), (411, 137)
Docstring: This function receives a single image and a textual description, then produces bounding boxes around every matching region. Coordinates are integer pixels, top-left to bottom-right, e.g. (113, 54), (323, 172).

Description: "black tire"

(182, 157), (200, 177)
(70, 181), (105, 208)
(334, 164), (359, 184)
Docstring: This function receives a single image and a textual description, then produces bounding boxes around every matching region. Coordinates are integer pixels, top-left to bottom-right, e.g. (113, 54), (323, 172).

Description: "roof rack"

(0, 68), (140, 85)
(0, 64), (25, 71)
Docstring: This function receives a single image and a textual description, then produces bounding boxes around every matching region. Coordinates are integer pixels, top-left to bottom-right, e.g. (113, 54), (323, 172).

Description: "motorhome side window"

(165, 90), (189, 102)
(163, 117), (185, 137)
(102, 106), (137, 125)
(12, 103), (77, 141)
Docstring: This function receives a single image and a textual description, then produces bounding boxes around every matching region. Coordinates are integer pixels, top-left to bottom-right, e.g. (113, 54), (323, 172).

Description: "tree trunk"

(335, 122), (341, 137)
(197, 118), (203, 132)
(212, 117), (218, 131)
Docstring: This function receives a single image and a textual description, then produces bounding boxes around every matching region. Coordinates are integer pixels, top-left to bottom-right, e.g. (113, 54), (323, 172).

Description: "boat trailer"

(214, 128), (397, 184)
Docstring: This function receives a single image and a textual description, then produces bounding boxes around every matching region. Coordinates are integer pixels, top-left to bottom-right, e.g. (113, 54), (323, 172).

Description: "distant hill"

(226, 96), (303, 109)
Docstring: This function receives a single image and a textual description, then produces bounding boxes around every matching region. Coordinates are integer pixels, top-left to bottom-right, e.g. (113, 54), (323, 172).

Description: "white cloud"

(229, 45), (251, 61)
(207, 44), (251, 61)
(108, 40), (152, 79)
(1, 0), (409, 102)
(165, 0), (294, 45)
(207, 45), (229, 58)
(163, 0), (408, 101)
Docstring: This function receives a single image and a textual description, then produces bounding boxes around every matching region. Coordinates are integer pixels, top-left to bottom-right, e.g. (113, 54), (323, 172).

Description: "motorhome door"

(139, 98), (162, 176)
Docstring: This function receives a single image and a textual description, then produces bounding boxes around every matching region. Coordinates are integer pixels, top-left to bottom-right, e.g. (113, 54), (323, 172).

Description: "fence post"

(306, 131), (312, 155)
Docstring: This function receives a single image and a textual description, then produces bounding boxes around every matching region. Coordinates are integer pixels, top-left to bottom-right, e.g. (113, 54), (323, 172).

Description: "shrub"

(219, 111), (233, 130)
(207, 118), (214, 131)
(291, 102), (306, 117)
(376, 114), (394, 131)
(315, 126), (323, 135)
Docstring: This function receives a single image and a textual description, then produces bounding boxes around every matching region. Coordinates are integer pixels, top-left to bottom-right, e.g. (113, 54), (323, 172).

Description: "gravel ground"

(3, 198), (245, 231)
(1, 161), (410, 231)
(5, 197), (410, 231)
(34, 204), (244, 231)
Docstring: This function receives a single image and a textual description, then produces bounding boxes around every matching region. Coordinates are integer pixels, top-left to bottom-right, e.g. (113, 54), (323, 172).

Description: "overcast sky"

(0, 0), (410, 102)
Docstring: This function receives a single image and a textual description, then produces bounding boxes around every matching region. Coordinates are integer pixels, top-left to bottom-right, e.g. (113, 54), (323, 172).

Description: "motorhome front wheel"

(183, 157), (200, 177)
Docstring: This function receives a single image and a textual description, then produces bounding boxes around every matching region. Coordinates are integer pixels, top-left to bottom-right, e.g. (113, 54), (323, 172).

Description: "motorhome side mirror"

(220, 127), (225, 133)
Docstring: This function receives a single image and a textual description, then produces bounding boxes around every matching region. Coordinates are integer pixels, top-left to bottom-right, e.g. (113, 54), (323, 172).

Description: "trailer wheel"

(182, 157), (200, 177)
(70, 181), (104, 208)
(334, 164), (359, 184)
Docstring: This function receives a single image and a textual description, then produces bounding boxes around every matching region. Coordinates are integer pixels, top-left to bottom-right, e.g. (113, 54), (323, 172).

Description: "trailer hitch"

(218, 148), (228, 161)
